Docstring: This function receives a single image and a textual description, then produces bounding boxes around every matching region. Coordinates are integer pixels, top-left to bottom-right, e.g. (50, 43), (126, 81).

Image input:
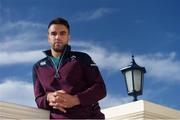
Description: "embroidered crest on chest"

(40, 61), (46, 66)
(70, 55), (77, 61)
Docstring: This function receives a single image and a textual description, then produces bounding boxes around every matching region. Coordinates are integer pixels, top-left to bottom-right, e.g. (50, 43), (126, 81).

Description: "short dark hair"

(48, 17), (70, 32)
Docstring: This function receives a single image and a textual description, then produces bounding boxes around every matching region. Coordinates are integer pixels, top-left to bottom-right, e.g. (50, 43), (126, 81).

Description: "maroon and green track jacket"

(32, 45), (107, 119)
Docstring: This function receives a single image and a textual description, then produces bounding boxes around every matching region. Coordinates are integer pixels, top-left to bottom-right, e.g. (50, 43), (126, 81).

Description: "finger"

(53, 106), (67, 113)
(52, 92), (58, 96)
(56, 90), (66, 93)
(54, 96), (65, 103)
(55, 102), (69, 108)
(59, 107), (67, 113)
(48, 98), (56, 104)
(49, 102), (57, 107)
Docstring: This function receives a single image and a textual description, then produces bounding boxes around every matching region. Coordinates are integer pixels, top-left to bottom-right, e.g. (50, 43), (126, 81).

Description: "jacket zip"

(48, 46), (67, 79)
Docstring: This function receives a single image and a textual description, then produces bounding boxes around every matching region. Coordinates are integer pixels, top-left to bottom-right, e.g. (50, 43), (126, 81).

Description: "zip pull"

(54, 70), (60, 79)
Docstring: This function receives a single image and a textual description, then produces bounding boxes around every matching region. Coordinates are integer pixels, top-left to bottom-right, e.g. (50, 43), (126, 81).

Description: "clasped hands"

(47, 90), (80, 113)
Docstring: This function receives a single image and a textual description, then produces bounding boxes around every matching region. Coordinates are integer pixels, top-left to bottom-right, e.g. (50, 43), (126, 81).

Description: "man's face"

(48, 24), (70, 52)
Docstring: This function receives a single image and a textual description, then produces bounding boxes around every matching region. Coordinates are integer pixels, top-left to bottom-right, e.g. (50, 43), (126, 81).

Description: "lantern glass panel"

(125, 70), (133, 93)
(134, 69), (142, 91)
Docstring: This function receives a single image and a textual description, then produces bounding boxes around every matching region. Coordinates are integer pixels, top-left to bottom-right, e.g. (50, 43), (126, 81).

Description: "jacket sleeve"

(32, 64), (51, 110)
(76, 54), (107, 106)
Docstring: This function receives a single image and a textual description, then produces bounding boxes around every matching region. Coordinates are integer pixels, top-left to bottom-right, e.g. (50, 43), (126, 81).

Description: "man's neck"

(51, 49), (63, 58)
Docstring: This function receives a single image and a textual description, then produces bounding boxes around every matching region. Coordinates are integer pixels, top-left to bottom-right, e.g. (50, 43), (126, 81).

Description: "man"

(32, 17), (107, 119)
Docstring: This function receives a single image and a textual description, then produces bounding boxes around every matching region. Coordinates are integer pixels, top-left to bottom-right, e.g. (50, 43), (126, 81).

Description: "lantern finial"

(132, 54), (134, 60)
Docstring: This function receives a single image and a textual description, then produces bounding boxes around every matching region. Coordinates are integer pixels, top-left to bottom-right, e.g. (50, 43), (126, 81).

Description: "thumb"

(56, 90), (66, 93)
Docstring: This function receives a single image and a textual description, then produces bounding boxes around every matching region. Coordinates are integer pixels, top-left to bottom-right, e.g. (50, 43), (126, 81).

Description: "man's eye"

(51, 32), (57, 36)
(60, 31), (67, 35)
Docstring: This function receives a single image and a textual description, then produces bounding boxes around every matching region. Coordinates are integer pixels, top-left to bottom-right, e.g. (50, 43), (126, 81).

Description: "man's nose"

(55, 34), (61, 39)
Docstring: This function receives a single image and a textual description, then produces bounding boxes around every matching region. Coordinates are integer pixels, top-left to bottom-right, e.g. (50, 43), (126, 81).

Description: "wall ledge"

(102, 100), (180, 119)
(1, 100), (180, 119)
(0, 101), (49, 119)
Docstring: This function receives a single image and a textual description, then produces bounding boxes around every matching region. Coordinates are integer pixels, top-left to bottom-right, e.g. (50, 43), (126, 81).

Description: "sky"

(0, 0), (180, 111)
